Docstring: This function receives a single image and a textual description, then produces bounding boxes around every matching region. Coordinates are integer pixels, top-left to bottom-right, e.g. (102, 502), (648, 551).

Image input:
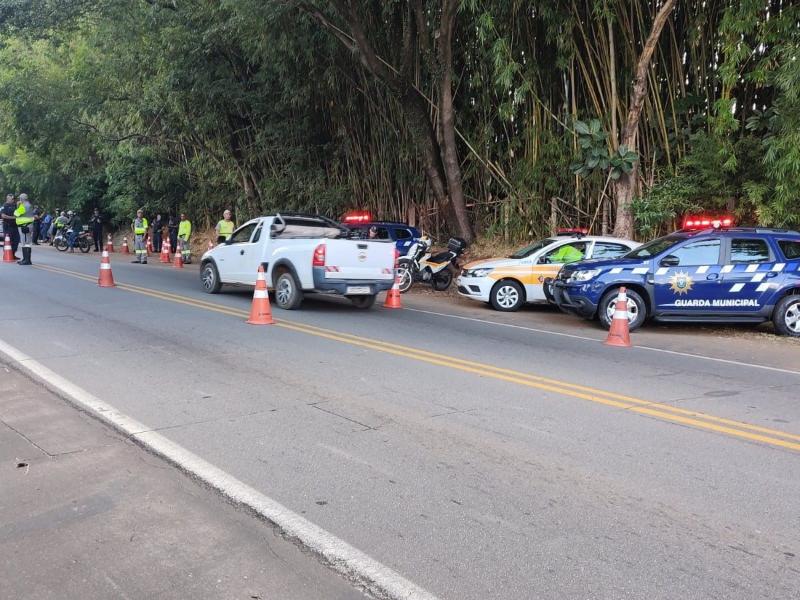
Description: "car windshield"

(625, 235), (686, 259)
(510, 238), (555, 259)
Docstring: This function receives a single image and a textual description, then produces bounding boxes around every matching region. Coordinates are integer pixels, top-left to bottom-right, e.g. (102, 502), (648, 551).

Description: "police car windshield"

(510, 239), (555, 259)
(625, 235), (686, 259)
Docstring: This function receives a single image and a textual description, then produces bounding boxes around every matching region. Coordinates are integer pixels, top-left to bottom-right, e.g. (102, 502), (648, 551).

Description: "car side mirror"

(660, 255), (679, 267)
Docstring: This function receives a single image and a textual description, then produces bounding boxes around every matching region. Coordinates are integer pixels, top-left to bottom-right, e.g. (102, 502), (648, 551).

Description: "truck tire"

(598, 287), (646, 331)
(773, 294), (800, 337)
(275, 271), (304, 310)
(201, 262), (222, 294)
(348, 294), (377, 309)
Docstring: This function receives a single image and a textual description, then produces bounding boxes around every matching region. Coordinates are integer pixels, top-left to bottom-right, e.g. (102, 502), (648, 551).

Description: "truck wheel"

(275, 271), (304, 310)
(349, 294), (376, 309)
(490, 280), (523, 312)
(598, 288), (646, 331)
(773, 295), (800, 337)
(201, 262), (222, 294)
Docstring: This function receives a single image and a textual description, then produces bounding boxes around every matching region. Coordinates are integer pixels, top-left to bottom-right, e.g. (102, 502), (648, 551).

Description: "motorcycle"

(54, 228), (92, 253)
(397, 235), (467, 293)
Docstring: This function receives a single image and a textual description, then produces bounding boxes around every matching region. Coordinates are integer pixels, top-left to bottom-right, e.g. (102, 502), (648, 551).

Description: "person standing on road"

(31, 205), (41, 245)
(1, 194), (20, 259)
(89, 208), (104, 252)
(51, 211), (68, 245)
(177, 213), (192, 264)
(14, 193), (35, 265)
(167, 214), (178, 252)
(215, 209), (234, 244)
(151, 213), (163, 253)
(40, 211), (52, 243)
(131, 209), (149, 264)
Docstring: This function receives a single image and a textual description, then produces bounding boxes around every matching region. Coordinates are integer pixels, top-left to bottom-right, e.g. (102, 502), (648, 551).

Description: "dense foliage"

(0, 0), (797, 239)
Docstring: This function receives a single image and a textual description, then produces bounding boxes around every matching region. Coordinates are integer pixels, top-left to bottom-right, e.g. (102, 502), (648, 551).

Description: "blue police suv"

(552, 220), (800, 336)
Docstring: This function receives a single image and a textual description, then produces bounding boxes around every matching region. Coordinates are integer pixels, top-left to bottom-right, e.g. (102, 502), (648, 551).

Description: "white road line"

(0, 337), (439, 600)
(403, 307), (800, 377)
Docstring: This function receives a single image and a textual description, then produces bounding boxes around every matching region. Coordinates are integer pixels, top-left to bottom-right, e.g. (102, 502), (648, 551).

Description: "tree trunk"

(436, 0), (473, 243)
(613, 0), (676, 239)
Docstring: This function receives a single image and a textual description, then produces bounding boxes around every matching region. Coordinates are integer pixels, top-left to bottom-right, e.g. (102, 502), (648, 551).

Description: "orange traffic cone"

(98, 250), (115, 288)
(383, 251), (403, 309)
(604, 287), (632, 348)
(173, 241), (184, 268)
(106, 234), (114, 253)
(160, 237), (171, 263)
(121, 236), (130, 254)
(247, 265), (274, 325)
(146, 236), (154, 256)
(3, 234), (14, 263)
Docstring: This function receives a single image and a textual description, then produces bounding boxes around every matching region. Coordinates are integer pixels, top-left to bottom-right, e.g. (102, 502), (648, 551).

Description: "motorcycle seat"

(427, 251), (452, 264)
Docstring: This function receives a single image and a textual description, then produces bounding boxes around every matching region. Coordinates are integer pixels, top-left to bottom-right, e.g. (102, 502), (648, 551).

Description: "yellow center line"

(33, 263), (800, 452)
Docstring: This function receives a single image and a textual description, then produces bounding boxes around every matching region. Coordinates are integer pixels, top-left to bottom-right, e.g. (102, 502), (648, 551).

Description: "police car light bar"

(342, 211), (372, 224)
(557, 228), (589, 236)
(682, 216), (734, 230)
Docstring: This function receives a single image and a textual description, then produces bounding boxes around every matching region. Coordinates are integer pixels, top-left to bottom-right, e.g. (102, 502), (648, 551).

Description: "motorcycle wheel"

(432, 268), (453, 291)
(54, 238), (68, 252)
(79, 238), (91, 253)
(397, 259), (414, 293)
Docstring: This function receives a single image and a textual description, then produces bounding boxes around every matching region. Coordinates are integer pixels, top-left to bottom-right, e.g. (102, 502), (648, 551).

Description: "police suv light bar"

(682, 215), (734, 230)
(342, 211), (372, 224)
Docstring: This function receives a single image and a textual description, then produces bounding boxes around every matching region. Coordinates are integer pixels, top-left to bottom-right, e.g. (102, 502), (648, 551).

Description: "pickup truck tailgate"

(322, 240), (395, 281)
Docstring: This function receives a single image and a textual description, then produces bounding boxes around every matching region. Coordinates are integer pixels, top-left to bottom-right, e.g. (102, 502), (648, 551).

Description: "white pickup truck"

(199, 214), (396, 309)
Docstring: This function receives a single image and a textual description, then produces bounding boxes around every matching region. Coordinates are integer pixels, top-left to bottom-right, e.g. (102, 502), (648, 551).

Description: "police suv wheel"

(773, 295), (800, 337)
(201, 262), (221, 294)
(490, 280), (524, 312)
(598, 288), (646, 331)
(275, 272), (303, 310)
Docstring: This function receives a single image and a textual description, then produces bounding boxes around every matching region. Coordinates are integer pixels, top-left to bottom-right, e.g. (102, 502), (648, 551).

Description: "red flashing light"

(557, 228), (589, 236)
(682, 215), (734, 230)
(342, 211), (372, 224)
(312, 243), (326, 267)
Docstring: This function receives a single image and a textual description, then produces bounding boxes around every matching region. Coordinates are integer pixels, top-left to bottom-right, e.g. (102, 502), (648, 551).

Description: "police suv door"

(718, 237), (783, 313)
(653, 237), (723, 314)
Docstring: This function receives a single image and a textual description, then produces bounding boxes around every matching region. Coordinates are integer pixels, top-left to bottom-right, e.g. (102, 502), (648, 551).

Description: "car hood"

(561, 257), (649, 271)
(462, 257), (523, 270)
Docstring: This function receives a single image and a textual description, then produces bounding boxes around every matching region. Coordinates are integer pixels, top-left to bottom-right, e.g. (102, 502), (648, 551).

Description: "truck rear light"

(312, 244), (326, 267)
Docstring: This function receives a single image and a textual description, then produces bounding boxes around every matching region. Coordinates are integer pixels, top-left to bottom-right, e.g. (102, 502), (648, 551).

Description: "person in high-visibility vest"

(14, 193), (35, 265)
(131, 209), (149, 264)
(215, 209), (234, 244)
(177, 213), (192, 264)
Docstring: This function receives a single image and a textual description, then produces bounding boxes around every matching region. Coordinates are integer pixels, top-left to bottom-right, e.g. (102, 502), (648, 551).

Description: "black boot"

(18, 247), (31, 265)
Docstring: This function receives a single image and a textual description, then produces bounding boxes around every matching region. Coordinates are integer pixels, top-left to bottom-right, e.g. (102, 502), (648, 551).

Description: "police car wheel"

(490, 280), (524, 312)
(201, 262), (222, 294)
(773, 295), (800, 337)
(598, 288), (646, 331)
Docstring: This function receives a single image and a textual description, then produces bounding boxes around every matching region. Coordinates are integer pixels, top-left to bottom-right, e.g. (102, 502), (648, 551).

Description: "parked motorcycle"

(54, 228), (92, 253)
(397, 236), (467, 293)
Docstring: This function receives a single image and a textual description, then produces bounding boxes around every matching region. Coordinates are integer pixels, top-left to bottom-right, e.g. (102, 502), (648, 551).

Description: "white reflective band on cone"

(100, 263), (111, 270)
(253, 290), (269, 299)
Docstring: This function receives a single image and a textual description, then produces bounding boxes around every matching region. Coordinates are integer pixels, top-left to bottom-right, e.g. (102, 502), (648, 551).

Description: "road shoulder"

(0, 361), (365, 600)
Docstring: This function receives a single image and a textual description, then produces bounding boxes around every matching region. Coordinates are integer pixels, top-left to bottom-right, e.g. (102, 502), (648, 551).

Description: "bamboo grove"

(0, 1), (798, 241)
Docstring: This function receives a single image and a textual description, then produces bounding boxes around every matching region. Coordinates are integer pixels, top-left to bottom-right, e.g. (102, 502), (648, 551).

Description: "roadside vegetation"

(0, 1), (798, 242)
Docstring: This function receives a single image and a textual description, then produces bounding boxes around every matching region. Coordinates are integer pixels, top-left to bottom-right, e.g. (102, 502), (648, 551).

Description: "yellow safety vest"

(14, 203), (34, 225)
(217, 219), (234, 240)
(178, 220), (192, 239)
(133, 217), (148, 235)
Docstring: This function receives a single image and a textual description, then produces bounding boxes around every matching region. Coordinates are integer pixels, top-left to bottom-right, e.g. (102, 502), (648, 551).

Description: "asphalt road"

(2, 247), (799, 599)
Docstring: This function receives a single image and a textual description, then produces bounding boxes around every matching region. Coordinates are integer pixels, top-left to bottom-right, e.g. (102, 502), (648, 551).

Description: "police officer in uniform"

(177, 213), (192, 264)
(131, 209), (149, 264)
(89, 208), (104, 252)
(1, 194), (20, 259)
(215, 209), (234, 244)
(14, 193), (35, 265)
